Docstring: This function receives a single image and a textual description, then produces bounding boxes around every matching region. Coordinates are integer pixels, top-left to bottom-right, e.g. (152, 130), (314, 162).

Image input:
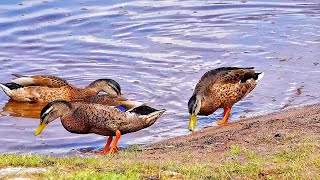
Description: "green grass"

(0, 141), (320, 179)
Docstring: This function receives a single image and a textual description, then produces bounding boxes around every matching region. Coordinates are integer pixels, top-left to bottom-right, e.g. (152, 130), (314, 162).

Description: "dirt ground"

(135, 104), (320, 164)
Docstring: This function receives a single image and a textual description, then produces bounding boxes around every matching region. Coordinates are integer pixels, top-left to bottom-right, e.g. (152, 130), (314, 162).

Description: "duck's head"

(188, 94), (202, 132)
(88, 79), (121, 96)
(34, 100), (73, 136)
(129, 105), (166, 127)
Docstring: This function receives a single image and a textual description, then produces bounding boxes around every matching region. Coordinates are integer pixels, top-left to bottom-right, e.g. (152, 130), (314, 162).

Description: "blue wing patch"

(115, 105), (127, 112)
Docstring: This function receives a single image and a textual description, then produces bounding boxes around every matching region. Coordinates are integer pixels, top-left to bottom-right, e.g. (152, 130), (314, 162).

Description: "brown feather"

(9, 86), (96, 102)
(30, 75), (71, 88)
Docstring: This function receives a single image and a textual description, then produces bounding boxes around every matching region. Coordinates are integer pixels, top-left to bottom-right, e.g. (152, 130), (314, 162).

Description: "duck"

(34, 100), (165, 154)
(188, 67), (264, 131)
(0, 74), (121, 102)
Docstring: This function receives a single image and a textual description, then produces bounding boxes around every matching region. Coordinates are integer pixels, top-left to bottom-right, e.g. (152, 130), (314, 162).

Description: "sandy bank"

(137, 103), (320, 164)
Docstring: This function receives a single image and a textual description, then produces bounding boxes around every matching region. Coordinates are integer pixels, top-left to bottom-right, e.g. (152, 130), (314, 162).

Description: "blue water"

(0, 0), (319, 155)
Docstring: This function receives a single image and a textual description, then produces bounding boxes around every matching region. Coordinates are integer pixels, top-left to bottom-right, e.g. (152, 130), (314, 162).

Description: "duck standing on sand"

(34, 100), (165, 154)
(0, 75), (121, 102)
(188, 67), (264, 131)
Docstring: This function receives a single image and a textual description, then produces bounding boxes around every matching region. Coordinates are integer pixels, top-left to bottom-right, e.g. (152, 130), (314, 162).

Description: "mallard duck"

(0, 75), (121, 102)
(34, 100), (165, 154)
(188, 67), (264, 131)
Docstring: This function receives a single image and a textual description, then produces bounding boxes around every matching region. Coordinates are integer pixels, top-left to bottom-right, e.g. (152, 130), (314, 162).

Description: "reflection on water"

(0, 0), (319, 154)
(1, 100), (46, 119)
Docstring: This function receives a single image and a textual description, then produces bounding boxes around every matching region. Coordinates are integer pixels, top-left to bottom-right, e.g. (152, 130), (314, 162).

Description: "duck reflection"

(1, 100), (47, 119)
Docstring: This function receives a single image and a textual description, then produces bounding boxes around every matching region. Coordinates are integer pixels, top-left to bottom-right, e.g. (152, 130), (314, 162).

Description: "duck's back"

(12, 75), (72, 88)
(194, 67), (255, 96)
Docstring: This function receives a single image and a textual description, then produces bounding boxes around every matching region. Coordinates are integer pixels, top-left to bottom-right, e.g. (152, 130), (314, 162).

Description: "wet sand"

(133, 103), (320, 163)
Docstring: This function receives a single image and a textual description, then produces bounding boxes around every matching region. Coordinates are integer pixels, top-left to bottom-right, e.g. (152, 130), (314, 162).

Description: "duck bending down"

(188, 67), (264, 131)
(0, 74), (121, 102)
(34, 100), (165, 154)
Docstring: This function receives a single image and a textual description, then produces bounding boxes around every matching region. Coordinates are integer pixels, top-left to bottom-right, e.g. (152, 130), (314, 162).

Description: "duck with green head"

(34, 100), (165, 154)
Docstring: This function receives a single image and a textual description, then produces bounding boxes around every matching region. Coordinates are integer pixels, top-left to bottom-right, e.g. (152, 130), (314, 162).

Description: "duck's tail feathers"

(121, 100), (146, 111)
(12, 77), (35, 86)
(0, 83), (13, 96)
(255, 72), (264, 82)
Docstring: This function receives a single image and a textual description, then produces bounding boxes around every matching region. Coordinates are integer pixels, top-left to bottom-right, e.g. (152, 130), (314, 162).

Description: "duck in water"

(0, 74), (121, 102)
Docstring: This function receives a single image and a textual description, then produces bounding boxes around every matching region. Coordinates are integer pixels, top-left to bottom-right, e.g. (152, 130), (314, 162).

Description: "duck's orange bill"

(34, 123), (47, 136)
(188, 114), (197, 132)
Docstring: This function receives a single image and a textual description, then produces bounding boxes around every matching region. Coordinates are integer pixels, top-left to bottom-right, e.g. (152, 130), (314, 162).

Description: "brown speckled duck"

(34, 100), (165, 154)
(188, 67), (264, 131)
(0, 75), (121, 102)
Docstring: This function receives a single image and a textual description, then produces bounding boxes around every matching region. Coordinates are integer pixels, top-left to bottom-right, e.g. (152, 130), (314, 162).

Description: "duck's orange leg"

(109, 130), (121, 154)
(217, 107), (231, 125)
(94, 136), (113, 155)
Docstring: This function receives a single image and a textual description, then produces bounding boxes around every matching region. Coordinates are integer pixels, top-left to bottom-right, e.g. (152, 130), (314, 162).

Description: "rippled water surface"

(0, 0), (319, 154)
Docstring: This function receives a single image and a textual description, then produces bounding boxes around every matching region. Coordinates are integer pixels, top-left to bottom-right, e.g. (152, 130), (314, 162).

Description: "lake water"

(0, 0), (319, 155)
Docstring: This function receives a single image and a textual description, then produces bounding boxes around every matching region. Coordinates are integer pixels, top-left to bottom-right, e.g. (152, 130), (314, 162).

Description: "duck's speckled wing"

(12, 75), (71, 88)
(9, 86), (74, 102)
(194, 67), (254, 95)
(213, 68), (260, 107)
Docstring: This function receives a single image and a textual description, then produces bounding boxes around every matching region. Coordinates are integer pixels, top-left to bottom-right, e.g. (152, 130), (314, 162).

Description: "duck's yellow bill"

(188, 114), (197, 131)
(34, 123), (47, 136)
